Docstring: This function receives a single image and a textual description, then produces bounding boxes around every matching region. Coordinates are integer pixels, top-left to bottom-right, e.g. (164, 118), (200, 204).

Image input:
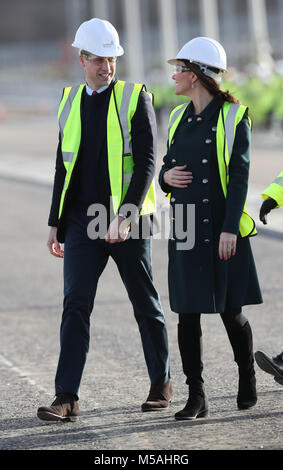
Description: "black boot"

(175, 383), (208, 420)
(237, 367), (257, 409)
(224, 318), (257, 410)
(175, 318), (209, 420)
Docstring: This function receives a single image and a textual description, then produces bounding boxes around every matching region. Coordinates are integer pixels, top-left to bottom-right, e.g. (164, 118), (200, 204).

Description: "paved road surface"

(0, 114), (282, 455)
(0, 176), (282, 453)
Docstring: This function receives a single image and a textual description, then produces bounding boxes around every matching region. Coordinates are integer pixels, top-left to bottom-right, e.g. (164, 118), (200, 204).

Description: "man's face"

(79, 51), (117, 89)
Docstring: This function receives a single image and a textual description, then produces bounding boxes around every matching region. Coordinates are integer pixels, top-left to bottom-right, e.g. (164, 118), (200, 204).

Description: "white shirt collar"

(85, 83), (109, 96)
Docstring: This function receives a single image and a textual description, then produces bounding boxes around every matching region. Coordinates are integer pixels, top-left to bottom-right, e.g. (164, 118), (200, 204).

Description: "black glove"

(259, 197), (277, 224)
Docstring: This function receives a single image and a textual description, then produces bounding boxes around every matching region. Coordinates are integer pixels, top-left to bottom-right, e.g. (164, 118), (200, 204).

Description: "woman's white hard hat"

(168, 37), (227, 82)
(72, 18), (124, 57)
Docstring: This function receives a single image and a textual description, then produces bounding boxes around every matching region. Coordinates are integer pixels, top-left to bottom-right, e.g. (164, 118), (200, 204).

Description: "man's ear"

(79, 54), (85, 69)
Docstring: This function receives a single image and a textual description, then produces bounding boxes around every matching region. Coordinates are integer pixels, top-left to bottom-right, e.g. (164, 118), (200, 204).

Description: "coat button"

(197, 117), (202, 122)
(205, 138), (212, 144)
(171, 197), (176, 203)
(212, 126), (217, 132)
(203, 218), (210, 224)
(202, 178), (208, 184)
(171, 158), (177, 164)
(204, 239), (210, 244)
(202, 158), (208, 164)
(188, 117), (193, 123)
(202, 198), (209, 204)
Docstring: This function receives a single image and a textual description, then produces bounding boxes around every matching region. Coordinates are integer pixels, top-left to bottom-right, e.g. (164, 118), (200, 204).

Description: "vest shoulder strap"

(218, 101), (248, 164)
(169, 103), (189, 127)
(168, 103), (189, 147)
(113, 80), (145, 156)
(114, 80), (144, 109)
(57, 84), (84, 127)
(217, 102), (256, 237)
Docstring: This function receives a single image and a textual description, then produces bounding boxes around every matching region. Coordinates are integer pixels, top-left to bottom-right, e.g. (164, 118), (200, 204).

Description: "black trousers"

(55, 206), (170, 397)
(178, 308), (254, 386)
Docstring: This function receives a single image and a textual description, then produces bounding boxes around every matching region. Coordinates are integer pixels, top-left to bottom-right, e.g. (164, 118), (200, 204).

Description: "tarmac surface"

(0, 110), (282, 457)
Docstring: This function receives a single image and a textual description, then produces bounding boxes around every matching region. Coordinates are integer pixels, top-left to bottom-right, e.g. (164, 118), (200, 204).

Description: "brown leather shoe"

(141, 380), (173, 411)
(37, 393), (79, 422)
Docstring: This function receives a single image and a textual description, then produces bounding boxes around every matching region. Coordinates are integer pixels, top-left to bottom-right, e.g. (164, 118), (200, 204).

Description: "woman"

(159, 37), (263, 420)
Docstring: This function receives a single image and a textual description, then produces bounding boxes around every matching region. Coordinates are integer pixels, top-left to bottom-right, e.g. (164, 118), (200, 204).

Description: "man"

(255, 171), (283, 386)
(37, 18), (172, 422)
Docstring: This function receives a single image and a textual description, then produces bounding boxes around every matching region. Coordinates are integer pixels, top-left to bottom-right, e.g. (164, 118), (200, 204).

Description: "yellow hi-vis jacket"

(261, 171), (283, 208)
(57, 80), (156, 220)
(167, 101), (257, 238)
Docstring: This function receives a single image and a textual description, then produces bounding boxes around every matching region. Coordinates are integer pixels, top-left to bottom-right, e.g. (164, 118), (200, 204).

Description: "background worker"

(255, 172), (283, 385)
(159, 37), (263, 420)
(37, 18), (172, 422)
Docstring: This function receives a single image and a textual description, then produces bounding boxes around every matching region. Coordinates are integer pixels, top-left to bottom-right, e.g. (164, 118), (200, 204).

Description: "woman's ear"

(191, 72), (198, 86)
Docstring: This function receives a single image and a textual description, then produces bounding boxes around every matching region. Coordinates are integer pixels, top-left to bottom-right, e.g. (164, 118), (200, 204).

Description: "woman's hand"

(219, 232), (237, 260)
(47, 227), (64, 258)
(163, 165), (193, 188)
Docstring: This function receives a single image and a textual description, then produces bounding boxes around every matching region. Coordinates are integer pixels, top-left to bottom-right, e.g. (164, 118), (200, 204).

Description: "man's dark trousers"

(55, 206), (170, 397)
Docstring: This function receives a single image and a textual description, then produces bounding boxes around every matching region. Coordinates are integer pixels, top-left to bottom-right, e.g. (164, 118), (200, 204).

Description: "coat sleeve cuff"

(158, 167), (172, 194)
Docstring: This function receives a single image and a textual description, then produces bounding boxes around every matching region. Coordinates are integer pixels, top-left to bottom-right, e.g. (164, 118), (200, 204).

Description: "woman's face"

(172, 60), (194, 96)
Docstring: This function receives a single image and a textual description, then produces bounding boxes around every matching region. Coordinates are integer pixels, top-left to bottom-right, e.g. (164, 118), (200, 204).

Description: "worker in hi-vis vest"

(37, 18), (172, 422)
(158, 37), (263, 420)
(255, 172), (283, 386)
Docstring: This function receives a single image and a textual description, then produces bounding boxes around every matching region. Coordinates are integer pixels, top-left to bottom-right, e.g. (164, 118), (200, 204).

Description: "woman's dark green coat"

(159, 96), (263, 314)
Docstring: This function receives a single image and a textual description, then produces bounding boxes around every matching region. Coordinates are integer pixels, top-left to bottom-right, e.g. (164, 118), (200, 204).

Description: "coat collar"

(186, 95), (222, 121)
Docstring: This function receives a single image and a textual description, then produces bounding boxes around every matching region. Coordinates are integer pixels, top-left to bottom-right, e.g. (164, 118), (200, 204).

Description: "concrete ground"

(0, 109), (282, 456)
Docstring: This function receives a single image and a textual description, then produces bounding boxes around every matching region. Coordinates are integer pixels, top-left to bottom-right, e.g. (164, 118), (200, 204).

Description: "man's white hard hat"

(168, 37), (227, 82)
(72, 18), (124, 57)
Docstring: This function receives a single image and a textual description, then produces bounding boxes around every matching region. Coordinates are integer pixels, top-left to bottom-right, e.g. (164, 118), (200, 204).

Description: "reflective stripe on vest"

(262, 170), (283, 208)
(168, 103), (188, 143)
(167, 101), (256, 238)
(57, 81), (156, 219)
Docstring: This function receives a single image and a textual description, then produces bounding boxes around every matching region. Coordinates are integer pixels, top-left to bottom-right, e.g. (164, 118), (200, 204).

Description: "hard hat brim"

(72, 41), (124, 57)
(167, 57), (226, 73)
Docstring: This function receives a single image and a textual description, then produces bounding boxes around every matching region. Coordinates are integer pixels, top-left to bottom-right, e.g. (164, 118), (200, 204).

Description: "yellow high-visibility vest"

(57, 80), (156, 219)
(262, 170), (283, 208)
(167, 101), (257, 238)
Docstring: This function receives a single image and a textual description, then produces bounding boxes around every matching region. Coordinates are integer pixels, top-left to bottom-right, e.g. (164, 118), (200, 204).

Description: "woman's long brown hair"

(184, 60), (240, 104)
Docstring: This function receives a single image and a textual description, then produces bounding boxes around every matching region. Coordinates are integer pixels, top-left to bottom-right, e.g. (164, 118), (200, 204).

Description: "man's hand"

(163, 165), (193, 188)
(105, 216), (130, 243)
(47, 227), (64, 258)
(219, 232), (237, 260)
(259, 197), (277, 225)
